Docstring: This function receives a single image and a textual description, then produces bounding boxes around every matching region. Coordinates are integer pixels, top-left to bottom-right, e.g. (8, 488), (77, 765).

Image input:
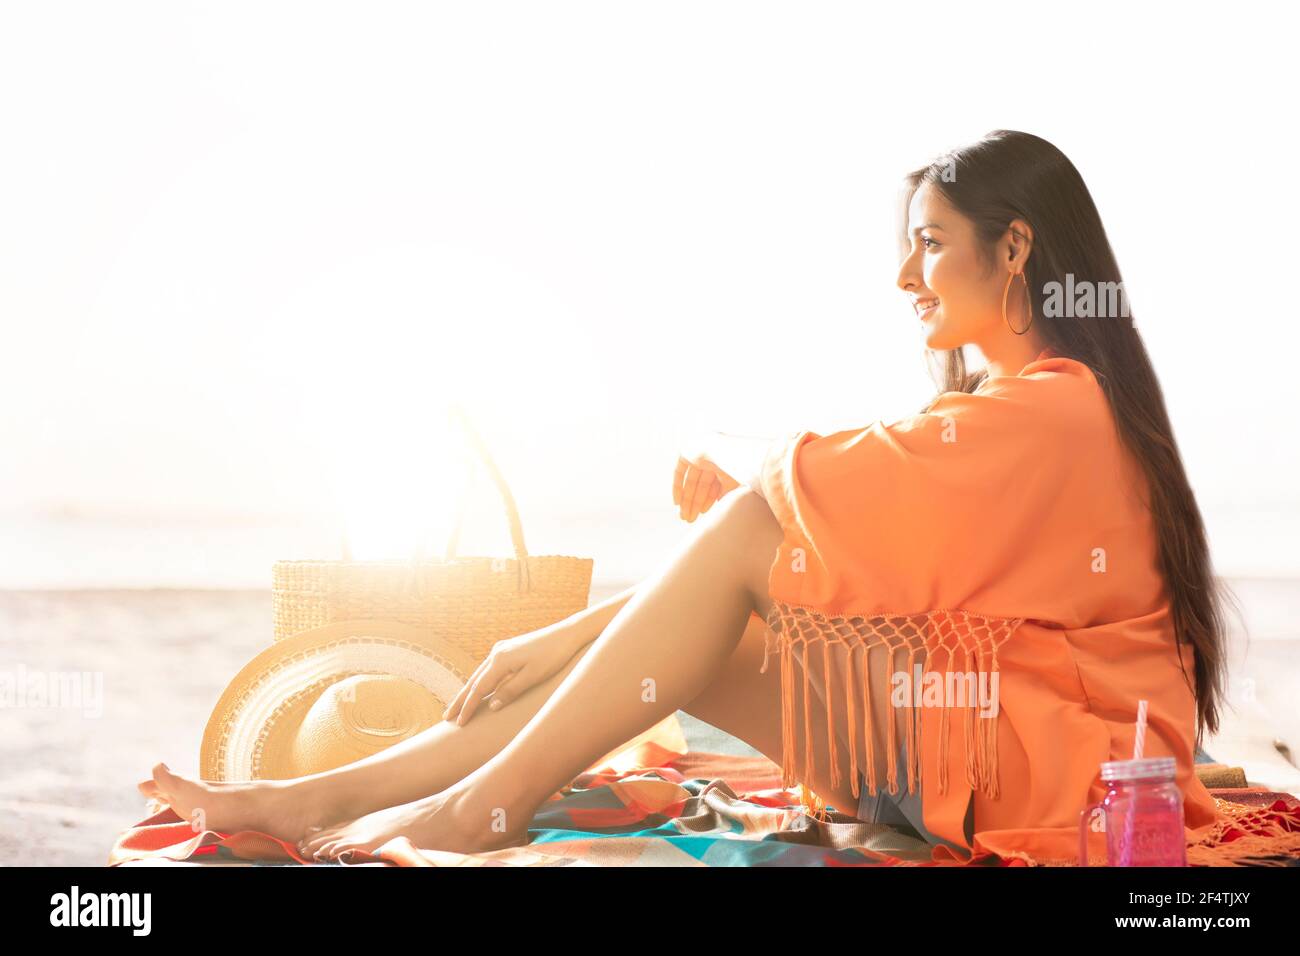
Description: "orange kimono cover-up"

(755, 350), (1300, 866)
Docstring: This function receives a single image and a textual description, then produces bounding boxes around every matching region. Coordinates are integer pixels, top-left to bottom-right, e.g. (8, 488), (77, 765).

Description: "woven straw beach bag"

(271, 405), (594, 666)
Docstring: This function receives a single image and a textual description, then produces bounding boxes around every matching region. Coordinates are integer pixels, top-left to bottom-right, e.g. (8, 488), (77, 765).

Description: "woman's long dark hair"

(901, 130), (1234, 750)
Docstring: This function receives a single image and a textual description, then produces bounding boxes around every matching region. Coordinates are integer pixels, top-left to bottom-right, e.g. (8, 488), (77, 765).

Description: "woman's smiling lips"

(912, 296), (939, 321)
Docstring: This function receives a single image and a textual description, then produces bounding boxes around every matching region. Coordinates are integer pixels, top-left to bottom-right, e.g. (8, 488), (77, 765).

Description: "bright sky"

(3, 2), (1298, 579)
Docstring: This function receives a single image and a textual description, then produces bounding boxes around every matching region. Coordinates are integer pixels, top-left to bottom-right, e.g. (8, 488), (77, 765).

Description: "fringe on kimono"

(761, 599), (1022, 823)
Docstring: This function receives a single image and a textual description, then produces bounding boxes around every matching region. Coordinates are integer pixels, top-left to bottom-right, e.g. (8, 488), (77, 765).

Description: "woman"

(141, 130), (1250, 865)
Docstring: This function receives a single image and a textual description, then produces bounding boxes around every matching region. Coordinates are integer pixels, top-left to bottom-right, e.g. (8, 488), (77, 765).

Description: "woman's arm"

(550, 582), (639, 655)
(697, 430), (775, 500)
(443, 583), (640, 724)
(674, 430), (778, 521)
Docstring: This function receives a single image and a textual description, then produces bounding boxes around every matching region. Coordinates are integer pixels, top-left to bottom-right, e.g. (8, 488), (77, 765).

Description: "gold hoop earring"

(1002, 270), (1032, 335)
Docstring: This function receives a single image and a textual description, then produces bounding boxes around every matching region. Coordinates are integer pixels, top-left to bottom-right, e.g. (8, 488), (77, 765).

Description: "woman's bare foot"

(136, 763), (354, 845)
(297, 782), (532, 862)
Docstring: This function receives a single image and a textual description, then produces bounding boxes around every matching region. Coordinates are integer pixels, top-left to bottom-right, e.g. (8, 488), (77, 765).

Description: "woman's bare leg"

(138, 609), (628, 841)
(300, 489), (787, 858)
(144, 612), (867, 842)
(143, 489), (783, 845)
(681, 614), (862, 817)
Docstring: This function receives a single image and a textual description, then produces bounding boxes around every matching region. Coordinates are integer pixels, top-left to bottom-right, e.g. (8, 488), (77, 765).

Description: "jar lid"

(1100, 756), (1177, 782)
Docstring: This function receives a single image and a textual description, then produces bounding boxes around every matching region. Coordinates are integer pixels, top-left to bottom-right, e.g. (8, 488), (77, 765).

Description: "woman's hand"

(441, 625), (581, 726)
(673, 450), (741, 522)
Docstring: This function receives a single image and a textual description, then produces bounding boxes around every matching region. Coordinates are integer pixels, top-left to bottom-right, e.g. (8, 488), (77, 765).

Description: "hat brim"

(200, 620), (480, 781)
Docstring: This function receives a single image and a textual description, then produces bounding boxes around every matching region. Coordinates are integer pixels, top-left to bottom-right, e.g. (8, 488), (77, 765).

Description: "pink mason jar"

(1078, 756), (1188, 866)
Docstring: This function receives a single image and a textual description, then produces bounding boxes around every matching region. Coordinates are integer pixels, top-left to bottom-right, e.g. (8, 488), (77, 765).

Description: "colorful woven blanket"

(109, 718), (1300, 867)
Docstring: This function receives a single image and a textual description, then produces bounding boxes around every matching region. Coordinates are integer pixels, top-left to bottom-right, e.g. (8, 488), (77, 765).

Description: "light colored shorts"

(855, 735), (972, 852)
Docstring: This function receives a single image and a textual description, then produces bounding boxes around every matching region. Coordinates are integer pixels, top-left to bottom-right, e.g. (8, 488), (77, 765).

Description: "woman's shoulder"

(1014, 352), (1103, 395)
(969, 350), (1100, 400)
(929, 352), (1110, 440)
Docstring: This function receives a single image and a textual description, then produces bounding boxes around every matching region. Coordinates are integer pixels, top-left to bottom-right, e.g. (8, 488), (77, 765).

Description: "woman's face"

(896, 182), (1020, 352)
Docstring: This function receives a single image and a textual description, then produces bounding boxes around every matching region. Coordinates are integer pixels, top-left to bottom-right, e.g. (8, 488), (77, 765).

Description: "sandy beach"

(2, 579), (1296, 866)
(1, 589), (275, 866)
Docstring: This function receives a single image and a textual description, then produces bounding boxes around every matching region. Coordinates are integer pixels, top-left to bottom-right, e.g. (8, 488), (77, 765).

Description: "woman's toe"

(151, 763), (181, 797)
(333, 836), (367, 856)
(300, 828), (336, 855)
(329, 836), (364, 859)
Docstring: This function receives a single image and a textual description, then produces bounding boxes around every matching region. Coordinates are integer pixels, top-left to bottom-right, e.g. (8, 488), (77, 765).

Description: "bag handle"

(418, 402), (532, 593)
(441, 402), (531, 563)
(341, 402), (533, 593)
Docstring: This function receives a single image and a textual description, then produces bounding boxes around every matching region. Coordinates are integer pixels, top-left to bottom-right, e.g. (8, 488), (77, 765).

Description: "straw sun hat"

(200, 620), (480, 781)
